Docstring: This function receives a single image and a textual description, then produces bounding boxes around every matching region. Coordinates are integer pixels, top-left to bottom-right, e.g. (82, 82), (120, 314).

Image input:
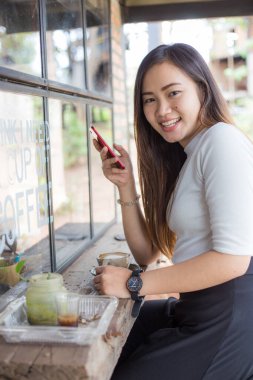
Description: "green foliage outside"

(211, 18), (253, 141)
(63, 105), (87, 168)
(0, 32), (37, 66)
(92, 107), (111, 123)
(231, 97), (253, 141)
(224, 65), (247, 82)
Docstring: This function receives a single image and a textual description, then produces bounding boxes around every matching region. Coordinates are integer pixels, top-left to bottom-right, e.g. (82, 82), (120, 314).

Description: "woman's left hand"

(93, 266), (132, 298)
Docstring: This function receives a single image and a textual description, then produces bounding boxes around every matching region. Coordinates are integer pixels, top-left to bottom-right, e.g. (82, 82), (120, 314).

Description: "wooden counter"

(0, 223), (136, 380)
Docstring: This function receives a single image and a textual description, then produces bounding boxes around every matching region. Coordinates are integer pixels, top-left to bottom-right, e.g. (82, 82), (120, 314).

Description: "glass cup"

(55, 292), (80, 327)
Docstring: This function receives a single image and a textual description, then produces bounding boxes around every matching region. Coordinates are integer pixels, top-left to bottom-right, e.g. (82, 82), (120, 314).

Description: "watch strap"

(133, 268), (143, 275)
(131, 299), (143, 318)
(130, 291), (143, 301)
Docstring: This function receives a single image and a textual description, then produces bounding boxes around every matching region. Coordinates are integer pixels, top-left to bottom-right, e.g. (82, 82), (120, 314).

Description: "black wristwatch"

(126, 268), (144, 317)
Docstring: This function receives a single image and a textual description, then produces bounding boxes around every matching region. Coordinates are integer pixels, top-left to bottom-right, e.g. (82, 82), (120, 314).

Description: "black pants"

(111, 259), (253, 380)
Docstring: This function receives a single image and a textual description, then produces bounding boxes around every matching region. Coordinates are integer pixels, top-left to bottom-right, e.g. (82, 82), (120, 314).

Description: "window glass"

(0, 92), (50, 296)
(86, 0), (111, 96)
(46, 0), (85, 87)
(0, 0), (41, 76)
(90, 106), (115, 235)
(48, 99), (90, 269)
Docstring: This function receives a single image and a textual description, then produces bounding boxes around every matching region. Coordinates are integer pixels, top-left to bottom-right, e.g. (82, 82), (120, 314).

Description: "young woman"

(93, 43), (253, 379)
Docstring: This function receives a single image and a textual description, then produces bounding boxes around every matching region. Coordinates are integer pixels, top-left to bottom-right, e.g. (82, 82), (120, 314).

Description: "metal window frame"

(0, 0), (115, 274)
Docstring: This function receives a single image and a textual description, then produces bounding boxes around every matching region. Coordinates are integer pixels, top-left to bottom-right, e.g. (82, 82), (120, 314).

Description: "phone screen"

(90, 125), (125, 170)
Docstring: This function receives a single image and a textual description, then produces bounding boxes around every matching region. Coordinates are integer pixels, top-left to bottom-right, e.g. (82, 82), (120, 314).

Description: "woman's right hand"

(93, 140), (134, 188)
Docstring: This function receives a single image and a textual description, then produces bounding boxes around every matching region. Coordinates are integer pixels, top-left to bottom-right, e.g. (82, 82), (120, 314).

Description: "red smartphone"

(90, 125), (125, 170)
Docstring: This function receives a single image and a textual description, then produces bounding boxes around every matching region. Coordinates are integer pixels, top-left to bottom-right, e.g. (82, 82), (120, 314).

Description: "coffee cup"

(96, 252), (130, 268)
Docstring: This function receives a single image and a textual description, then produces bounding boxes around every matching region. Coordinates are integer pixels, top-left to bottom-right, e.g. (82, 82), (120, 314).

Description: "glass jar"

(26, 273), (66, 325)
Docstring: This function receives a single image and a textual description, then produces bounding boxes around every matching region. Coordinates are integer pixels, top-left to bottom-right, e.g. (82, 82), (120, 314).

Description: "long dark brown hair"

(134, 43), (233, 259)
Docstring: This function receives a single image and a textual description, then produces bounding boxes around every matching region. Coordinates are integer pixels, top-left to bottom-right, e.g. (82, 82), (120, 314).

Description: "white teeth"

(161, 117), (181, 128)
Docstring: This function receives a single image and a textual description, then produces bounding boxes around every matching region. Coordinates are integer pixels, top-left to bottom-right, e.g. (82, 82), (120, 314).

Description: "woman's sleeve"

(199, 125), (253, 255)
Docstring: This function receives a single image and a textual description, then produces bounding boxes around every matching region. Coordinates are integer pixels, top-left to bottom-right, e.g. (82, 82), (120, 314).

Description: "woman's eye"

(143, 98), (155, 104)
(169, 91), (180, 97)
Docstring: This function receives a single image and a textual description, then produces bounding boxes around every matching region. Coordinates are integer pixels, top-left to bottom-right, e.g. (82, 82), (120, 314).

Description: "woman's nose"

(156, 100), (172, 117)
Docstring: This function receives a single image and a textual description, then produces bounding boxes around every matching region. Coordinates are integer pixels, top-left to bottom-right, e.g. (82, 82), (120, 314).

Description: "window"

(89, 105), (115, 236)
(0, 0), (41, 76)
(48, 98), (90, 268)
(46, 0), (85, 87)
(0, 92), (49, 279)
(86, 0), (111, 96)
(0, 0), (114, 297)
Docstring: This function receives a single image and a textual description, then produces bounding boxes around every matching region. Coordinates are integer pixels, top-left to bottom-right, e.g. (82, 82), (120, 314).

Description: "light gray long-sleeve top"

(168, 123), (253, 264)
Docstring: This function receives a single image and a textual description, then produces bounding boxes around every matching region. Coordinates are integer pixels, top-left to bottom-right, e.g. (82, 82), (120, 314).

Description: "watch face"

(127, 276), (143, 292)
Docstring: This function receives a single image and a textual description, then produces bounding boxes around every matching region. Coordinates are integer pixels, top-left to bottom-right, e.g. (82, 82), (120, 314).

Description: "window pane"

(0, 0), (41, 76)
(0, 92), (50, 296)
(46, 0), (85, 87)
(90, 106), (115, 235)
(86, 0), (111, 96)
(48, 99), (90, 269)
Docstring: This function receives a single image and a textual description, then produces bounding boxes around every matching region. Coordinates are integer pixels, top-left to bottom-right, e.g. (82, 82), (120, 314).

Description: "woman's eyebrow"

(141, 91), (153, 96)
(142, 82), (182, 96)
(161, 82), (181, 91)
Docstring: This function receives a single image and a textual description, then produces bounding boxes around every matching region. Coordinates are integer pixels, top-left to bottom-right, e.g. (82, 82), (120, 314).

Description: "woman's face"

(142, 61), (203, 148)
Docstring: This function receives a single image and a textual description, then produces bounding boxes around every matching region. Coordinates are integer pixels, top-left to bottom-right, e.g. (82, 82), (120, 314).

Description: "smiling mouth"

(161, 117), (181, 128)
